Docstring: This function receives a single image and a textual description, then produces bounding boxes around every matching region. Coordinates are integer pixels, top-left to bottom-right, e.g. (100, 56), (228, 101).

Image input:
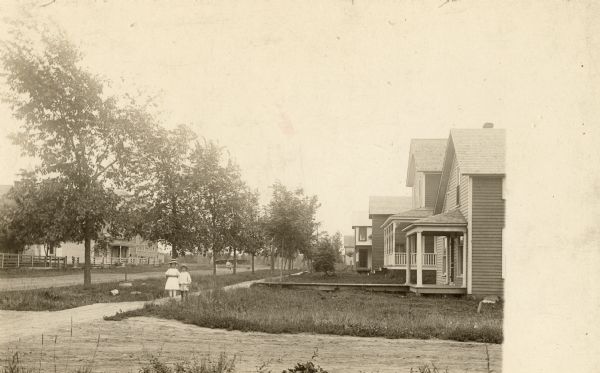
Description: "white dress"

(165, 268), (180, 291)
(178, 271), (192, 292)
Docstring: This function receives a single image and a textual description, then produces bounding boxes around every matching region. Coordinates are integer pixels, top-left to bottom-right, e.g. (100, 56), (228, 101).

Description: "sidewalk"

(0, 276), (267, 344)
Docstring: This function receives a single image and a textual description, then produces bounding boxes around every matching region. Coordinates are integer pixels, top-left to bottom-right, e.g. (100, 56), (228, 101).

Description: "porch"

(383, 208), (469, 291)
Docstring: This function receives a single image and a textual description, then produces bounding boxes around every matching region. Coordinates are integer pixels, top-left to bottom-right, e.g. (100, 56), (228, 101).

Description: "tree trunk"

(84, 236), (92, 287)
(171, 243), (178, 259)
(251, 253), (255, 274)
(270, 245), (275, 272)
(233, 247), (237, 274)
(212, 251), (217, 275)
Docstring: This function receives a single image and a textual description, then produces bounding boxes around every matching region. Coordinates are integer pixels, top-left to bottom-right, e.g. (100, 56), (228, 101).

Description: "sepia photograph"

(0, 1), (599, 372)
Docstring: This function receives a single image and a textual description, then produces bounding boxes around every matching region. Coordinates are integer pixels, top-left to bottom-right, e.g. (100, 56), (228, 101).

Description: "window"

(358, 227), (367, 241)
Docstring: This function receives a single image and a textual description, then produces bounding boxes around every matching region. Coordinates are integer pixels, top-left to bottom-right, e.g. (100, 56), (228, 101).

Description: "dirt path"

(0, 266), (265, 291)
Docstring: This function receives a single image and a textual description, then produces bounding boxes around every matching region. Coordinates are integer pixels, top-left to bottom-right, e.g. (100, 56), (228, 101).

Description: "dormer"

(406, 139), (446, 209)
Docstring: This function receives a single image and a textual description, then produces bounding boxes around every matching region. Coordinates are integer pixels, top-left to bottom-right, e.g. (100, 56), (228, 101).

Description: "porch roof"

(402, 209), (467, 233)
(380, 208), (434, 228)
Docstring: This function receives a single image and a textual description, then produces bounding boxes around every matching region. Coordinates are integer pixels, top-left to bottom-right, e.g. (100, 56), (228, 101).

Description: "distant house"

(343, 235), (355, 266)
(351, 212), (372, 272)
(381, 125), (505, 296)
(24, 235), (161, 265)
(0, 184), (162, 265)
(368, 196), (412, 271)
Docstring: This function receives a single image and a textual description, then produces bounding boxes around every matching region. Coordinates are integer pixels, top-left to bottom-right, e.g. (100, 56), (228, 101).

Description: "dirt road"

(0, 266), (263, 291)
(1, 315), (501, 373)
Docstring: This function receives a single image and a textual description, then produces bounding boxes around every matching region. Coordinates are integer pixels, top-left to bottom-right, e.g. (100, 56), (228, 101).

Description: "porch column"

(391, 222), (396, 264)
(383, 226), (387, 266)
(462, 231), (467, 287)
(405, 234), (411, 285)
(416, 231), (423, 286)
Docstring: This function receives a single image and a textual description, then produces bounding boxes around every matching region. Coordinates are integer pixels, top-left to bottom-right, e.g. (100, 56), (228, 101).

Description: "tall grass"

(106, 287), (503, 343)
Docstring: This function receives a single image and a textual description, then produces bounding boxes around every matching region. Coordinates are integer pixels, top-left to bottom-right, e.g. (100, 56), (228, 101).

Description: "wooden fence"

(0, 253), (67, 269)
(89, 256), (161, 267)
(0, 253), (162, 269)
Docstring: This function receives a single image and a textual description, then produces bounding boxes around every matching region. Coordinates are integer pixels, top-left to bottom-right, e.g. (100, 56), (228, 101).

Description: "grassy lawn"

(106, 286), (503, 344)
(282, 270), (405, 284)
(0, 262), (213, 278)
(0, 269), (279, 311)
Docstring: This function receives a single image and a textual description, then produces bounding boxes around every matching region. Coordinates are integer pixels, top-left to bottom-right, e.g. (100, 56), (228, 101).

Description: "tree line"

(0, 21), (342, 286)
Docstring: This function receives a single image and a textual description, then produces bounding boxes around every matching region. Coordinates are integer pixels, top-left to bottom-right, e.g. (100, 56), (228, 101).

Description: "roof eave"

(401, 222), (466, 232)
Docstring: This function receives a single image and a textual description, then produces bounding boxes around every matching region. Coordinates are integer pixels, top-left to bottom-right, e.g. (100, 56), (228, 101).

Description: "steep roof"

(450, 128), (505, 175)
(406, 139), (447, 187)
(368, 196), (413, 217)
(434, 128), (506, 214)
(343, 235), (355, 248)
(351, 211), (371, 228)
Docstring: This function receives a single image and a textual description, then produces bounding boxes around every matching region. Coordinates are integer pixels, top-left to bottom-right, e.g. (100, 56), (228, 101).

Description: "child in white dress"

(164, 260), (180, 298)
(178, 264), (192, 300)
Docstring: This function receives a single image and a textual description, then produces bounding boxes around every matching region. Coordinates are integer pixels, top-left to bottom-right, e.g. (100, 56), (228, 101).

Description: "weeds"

(410, 364), (448, 373)
(139, 352), (236, 373)
(106, 287), (503, 343)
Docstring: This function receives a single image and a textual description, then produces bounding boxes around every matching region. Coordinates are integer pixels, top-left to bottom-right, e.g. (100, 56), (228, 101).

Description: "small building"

(368, 196), (412, 271)
(351, 212), (372, 272)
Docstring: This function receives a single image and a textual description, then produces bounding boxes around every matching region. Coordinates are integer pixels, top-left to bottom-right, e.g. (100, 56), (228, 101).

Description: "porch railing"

(422, 253), (436, 267)
(389, 253), (436, 268)
(394, 253), (407, 265)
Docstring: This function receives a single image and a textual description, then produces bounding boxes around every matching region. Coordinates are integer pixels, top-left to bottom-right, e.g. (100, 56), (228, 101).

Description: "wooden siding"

(471, 177), (505, 296)
(435, 156), (469, 284)
(424, 173), (441, 208)
(441, 155), (469, 218)
(371, 215), (388, 269)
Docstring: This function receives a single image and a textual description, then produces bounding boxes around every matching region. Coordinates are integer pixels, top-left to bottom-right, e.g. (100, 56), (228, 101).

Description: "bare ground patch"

(1, 317), (501, 373)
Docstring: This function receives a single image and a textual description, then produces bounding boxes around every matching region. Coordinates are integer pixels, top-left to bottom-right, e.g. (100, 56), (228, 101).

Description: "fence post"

(1, 253), (3, 269)
(17, 254), (20, 268)
(32, 255), (34, 268)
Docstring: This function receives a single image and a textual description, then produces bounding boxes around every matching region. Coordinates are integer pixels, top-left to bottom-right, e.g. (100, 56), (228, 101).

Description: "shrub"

(312, 245), (336, 275)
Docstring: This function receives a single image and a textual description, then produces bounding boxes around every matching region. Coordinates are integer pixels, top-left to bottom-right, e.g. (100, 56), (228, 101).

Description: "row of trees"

(0, 22), (342, 286)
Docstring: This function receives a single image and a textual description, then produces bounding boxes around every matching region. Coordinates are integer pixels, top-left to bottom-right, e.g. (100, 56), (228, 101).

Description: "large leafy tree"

(188, 141), (247, 275)
(266, 182), (320, 271)
(129, 125), (198, 258)
(233, 189), (265, 274)
(3, 174), (74, 257)
(1, 25), (149, 286)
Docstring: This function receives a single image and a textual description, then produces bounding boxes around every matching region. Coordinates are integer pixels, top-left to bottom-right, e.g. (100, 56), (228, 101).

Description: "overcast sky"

(1, 1), (600, 370)
(0, 0), (598, 238)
